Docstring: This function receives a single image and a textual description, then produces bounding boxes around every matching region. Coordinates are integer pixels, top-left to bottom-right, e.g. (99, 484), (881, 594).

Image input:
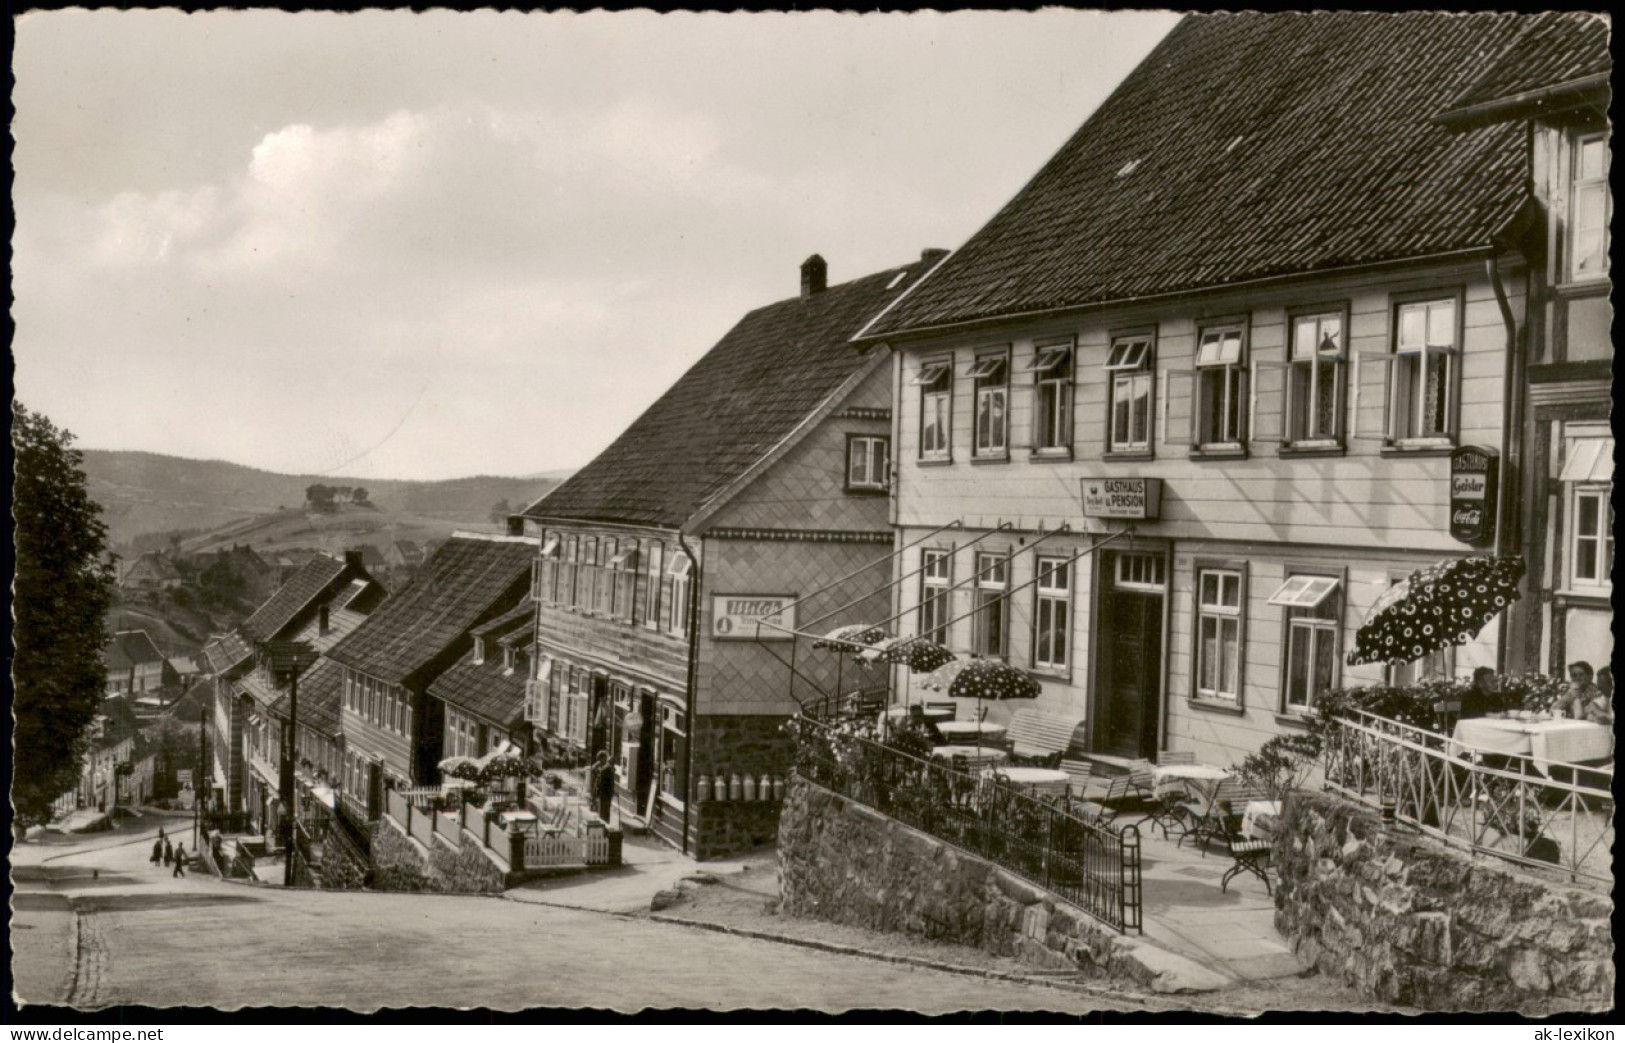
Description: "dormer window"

(502, 645), (516, 675)
(472, 636), (485, 666)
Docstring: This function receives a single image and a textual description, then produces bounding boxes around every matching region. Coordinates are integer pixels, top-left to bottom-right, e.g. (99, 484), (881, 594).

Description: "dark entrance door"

(634, 692), (657, 812)
(1094, 552), (1166, 759)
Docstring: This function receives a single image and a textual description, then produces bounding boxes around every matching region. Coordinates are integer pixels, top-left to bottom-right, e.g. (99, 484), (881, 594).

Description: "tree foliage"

(12, 403), (117, 824)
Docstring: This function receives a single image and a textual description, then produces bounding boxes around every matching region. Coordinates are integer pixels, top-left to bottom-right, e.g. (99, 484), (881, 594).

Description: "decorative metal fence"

(1322, 709), (1613, 886)
(790, 716), (1141, 933)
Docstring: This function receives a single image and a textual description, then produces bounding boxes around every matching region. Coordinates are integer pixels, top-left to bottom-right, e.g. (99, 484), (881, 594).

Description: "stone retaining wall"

(777, 778), (1225, 993)
(1274, 790), (1613, 1013)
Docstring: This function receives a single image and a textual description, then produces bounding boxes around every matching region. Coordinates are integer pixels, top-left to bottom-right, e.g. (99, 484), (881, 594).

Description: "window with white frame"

(643, 542), (664, 628)
(916, 360), (953, 459)
(1391, 298), (1457, 443)
(659, 703), (687, 803)
(1029, 343), (1073, 453)
(1570, 132), (1611, 281)
(574, 536), (595, 610)
(666, 553), (692, 635)
(1195, 568), (1244, 702)
(918, 549), (951, 644)
(1033, 558), (1071, 672)
(594, 538), (617, 616)
(1115, 552), (1166, 591)
(1106, 335), (1154, 452)
(1195, 325), (1246, 447)
(1270, 574), (1341, 714)
(609, 544), (638, 620)
(1288, 311), (1346, 444)
(970, 353), (1009, 457)
(546, 661), (563, 735)
(847, 435), (890, 492)
(1570, 485), (1614, 590)
(971, 552), (1008, 658)
(535, 537), (561, 603)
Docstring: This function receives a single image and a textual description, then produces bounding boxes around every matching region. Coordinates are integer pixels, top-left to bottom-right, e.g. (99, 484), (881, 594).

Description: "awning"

(1560, 437), (1613, 484)
(1267, 575), (1339, 609)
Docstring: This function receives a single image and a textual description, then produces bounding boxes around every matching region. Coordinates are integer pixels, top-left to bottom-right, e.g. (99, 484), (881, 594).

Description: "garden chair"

(1060, 759), (1096, 800)
(1156, 751), (1196, 766)
(1432, 699), (1462, 734)
(1069, 774), (1146, 827)
(1219, 807), (1274, 895)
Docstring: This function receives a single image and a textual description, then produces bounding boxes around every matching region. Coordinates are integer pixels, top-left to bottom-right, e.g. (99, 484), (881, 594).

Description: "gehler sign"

(711, 594), (797, 640)
(1448, 445), (1499, 545)
(1081, 477), (1163, 520)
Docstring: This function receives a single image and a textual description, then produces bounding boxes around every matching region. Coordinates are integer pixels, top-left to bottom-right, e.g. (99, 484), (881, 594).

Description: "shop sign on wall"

(1081, 477), (1163, 520)
(1448, 445), (1499, 545)
(711, 594), (797, 640)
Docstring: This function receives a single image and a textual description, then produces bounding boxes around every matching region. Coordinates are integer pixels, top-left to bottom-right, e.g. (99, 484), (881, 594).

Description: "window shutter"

(1351, 351), (1395, 441)
(1159, 369), (1195, 447)
(1250, 359), (1289, 446)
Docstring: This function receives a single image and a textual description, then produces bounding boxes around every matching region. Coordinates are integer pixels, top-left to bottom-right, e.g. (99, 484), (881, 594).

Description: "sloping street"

(13, 819), (1130, 1014)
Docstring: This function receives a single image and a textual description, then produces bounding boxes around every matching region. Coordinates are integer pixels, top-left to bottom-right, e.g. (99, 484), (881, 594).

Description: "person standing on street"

(172, 843), (186, 877)
(592, 752), (617, 823)
(151, 837), (163, 867)
(163, 837), (174, 866)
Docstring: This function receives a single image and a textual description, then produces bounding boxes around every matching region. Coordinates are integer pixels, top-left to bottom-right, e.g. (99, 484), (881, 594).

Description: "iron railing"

(791, 716), (1141, 933)
(1322, 708), (1613, 886)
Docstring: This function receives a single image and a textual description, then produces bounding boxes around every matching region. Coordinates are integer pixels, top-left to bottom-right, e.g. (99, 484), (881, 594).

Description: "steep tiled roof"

(326, 533), (537, 685)
(269, 656), (344, 738)
(864, 13), (1541, 337)
(1441, 13), (1610, 118)
(203, 632), (252, 676)
(105, 630), (166, 671)
(240, 556), (346, 644)
(164, 678), (216, 722)
(426, 651), (529, 729)
(523, 255), (939, 528)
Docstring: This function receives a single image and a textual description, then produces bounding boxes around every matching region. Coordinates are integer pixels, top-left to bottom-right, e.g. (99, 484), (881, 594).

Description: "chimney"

(800, 254), (827, 299)
(344, 549), (364, 572)
(921, 248), (949, 267)
(505, 515), (525, 537)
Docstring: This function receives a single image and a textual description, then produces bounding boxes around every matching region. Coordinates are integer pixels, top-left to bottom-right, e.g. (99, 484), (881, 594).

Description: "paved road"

(13, 821), (1110, 1014)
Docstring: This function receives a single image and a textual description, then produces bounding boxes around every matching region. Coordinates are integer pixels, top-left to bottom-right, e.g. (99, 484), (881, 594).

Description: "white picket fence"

(523, 831), (611, 867)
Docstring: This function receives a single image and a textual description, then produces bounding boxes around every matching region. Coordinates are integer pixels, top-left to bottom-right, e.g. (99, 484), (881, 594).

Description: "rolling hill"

(83, 450), (566, 551)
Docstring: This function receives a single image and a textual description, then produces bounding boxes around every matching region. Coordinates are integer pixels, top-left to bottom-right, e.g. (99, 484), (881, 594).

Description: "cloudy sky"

(14, 9), (1179, 481)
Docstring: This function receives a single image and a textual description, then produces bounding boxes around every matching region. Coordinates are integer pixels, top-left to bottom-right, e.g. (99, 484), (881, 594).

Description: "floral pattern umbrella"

(438, 755), (481, 781)
(812, 623), (890, 653)
(881, 636), (956, 674)
(918, 658), (1041, 748)
(1348, 555), (1526, 666)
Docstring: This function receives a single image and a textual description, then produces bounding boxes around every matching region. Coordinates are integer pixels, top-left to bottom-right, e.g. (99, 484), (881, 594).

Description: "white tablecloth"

(936, 722), (1007, 743)
(994, 767), (1070, 797)
(1451, 717), (1614, 771)
(884, 706), (958, 724)
(1240, 800), (1283, 840)
(1150, 763), (1230, 801)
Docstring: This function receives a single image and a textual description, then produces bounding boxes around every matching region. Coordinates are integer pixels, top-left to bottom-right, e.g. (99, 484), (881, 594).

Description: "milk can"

(714, 773), (730, 801)
(695, 774), (712, 803)
(728, 773), (743, 801)
(772, 774), (786, 801)
(742, 774), (758, 802)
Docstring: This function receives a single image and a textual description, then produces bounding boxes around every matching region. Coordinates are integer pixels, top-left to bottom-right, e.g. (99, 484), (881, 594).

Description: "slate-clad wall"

(685, 714), (789, 859)
(1274, 790), (1613, 1013)
(698, 536), (893, 716)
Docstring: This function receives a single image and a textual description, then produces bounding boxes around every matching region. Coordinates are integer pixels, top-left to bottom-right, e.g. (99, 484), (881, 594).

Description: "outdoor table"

(1450, 716), (1613, 773)
(991, 767), (1070, 798)
(499, 809), (539, 833)
(935, 722), (1007, 744)
(930, 745), (1009, 767)
(1240, 800), (1283, 840)
(1150, 763), (1231, 801)
(884, 705), (957, 725)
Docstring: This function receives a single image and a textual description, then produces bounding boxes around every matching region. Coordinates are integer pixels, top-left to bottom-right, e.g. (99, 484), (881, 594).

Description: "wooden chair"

(1060, 759), (1096, 800)
(1006, 709), (1085, 764)
(1220, 809), (1274, 895)
(925, 700), (959, 720)
(1070, 774), (1149, 827)
(1432, 699), (1462, 734)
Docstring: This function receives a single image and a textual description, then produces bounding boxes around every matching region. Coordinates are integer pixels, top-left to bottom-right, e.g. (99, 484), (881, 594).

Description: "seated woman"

(1561, 661), (1613, 725)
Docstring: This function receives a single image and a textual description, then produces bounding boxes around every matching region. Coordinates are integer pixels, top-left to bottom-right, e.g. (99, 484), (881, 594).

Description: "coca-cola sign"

(1448, 445), (1498, 545)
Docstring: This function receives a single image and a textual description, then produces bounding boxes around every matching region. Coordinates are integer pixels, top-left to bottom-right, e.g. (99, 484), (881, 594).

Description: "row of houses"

(196, 12), (1609, 865)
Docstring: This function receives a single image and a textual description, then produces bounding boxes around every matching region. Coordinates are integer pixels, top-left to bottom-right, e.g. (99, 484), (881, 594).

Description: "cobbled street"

(12, 816), (1130, 1014)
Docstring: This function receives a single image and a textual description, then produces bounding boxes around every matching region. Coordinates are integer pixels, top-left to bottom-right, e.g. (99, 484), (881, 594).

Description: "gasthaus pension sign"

(712, 594), (797, 641)
(1081, 477), (1163, 520)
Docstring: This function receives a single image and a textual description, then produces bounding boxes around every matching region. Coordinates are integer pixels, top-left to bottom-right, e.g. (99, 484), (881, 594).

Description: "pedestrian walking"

(172, 843), (186, 877)
(592, 751), (617, 823)
(151, 838), (163, 867)
(163, 837), (174, 866)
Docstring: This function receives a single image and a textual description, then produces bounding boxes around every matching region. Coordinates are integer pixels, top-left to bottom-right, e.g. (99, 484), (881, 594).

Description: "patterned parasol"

(438, 755), (483, 781)
(918, 658), (1041, 748)
(881, 636), (956, 674)
(812, 623), (891, 653)
(1347, 555), (1526, 666)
